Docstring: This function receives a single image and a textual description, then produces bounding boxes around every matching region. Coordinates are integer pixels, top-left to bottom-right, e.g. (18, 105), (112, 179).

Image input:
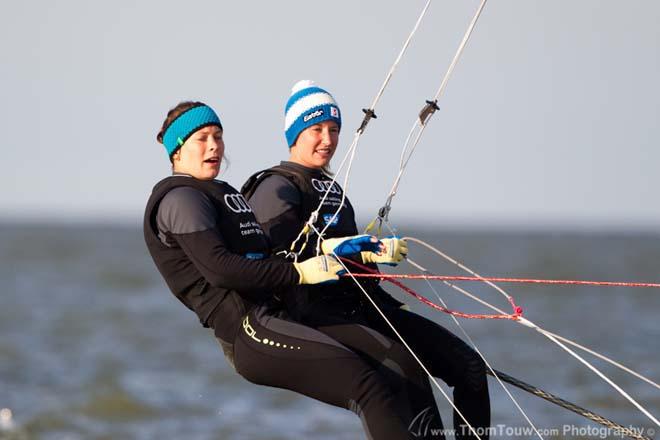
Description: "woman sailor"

(243, 81), (491, 440)
(144, 101), (436, 439)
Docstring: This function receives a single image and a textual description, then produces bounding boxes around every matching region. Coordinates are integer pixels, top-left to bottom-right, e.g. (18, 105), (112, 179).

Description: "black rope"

(488, 369), (652, 440)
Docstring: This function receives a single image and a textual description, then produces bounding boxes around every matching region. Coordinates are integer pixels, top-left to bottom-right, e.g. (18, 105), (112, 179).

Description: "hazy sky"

(2, 1), (658, 229)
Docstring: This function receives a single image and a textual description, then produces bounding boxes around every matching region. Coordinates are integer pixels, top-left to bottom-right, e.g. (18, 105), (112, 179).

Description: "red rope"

(344, 273), (660, 288)
(340, 258), (523, 321)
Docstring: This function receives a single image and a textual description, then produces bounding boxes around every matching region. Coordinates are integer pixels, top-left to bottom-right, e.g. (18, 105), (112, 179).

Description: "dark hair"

(156, 101), (206, 145)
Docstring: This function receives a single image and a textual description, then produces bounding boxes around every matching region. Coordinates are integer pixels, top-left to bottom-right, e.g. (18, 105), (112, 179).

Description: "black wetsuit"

(144, 174), (440, 439)
(244, 161), (491, 439)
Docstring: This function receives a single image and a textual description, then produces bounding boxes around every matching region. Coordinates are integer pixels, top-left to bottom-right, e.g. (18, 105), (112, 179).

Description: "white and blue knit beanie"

(284, 80), (341, 147)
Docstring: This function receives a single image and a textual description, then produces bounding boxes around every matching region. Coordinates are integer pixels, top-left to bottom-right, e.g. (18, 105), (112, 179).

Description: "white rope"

(288, 0), (434, 257)
(541, 330), (660, 391)
(367, 0), (433, 112)
(369, 116), (429, 230)
(333, 253), (483, 440)
(405, 236), (516, 302)
(368, 0), (488, 231)
(330, 0), (658, 428)
(405, 235), (660, 390)
(308, 4), (502, 436)
(400, 235), (660, 426)
(531, 323), (660, 427)
(379, 223), (544, 438)
(431, 0), (488, 103)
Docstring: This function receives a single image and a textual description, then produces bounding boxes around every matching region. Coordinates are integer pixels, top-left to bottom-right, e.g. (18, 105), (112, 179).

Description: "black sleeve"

(247, 175), (305, 250)
(157, 187), (299, 294)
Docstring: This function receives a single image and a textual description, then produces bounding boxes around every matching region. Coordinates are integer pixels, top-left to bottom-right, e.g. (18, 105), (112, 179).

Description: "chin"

(196, 171), (220, 180)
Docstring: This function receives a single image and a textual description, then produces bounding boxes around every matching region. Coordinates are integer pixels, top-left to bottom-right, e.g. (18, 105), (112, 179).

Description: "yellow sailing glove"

(321, 234), (383, 257)
(361, 236), (408, 266)
(293, 255), (345, 285)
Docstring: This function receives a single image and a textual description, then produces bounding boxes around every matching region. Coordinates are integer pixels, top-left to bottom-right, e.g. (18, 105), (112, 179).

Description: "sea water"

(1, 223), (658, 439)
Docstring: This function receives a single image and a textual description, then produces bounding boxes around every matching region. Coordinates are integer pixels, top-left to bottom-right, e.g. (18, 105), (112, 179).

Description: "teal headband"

(162, 104), (222, 156)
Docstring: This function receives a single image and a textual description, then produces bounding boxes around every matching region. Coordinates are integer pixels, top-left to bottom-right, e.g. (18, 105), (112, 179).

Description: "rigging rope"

(283, 6), (494, 422)
(397, 235), (652, 440)
(404, 249), (545, 438)
(279, 0), (658, 433)
(366, 0), (488, 234)
(403, 235), (660, 391)
(341, 257), (523, 320)
(352, 4), (659, 424)
(343, 273), (660, 289)
(286, 0), (434, 259)
(353, 2), (551, 434)
(379, 229), (657, 439)
(299, 0), (546, 435)
(392, 234), (660, 427)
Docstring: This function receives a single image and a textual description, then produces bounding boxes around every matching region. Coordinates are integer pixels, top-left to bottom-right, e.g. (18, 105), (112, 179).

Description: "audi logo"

(224, 193), (253, 213)
(311, 178), (342, 195)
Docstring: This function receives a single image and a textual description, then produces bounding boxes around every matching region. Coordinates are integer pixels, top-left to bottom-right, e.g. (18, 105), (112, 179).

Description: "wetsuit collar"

(279, 161), (326, 177)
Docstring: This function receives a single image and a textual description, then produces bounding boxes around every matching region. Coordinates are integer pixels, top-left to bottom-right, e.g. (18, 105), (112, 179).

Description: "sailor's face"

(172, 125), (224, 180)
(289, 121), (339, 169)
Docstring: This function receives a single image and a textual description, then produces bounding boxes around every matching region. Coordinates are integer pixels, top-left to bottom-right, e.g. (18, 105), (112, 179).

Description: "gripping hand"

(361, 236), (408, 266)
(321, 234), (383, 257)
(294, 255), (345, 285)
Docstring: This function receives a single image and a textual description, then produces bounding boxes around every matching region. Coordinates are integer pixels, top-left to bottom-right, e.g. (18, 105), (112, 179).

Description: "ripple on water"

(74, 386), (159, 422)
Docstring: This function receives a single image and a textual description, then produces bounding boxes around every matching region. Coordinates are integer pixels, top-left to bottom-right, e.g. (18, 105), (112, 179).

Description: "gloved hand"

(294, 255), (345, 285)
(361, 236), (408, 266)
(321, 234), (383, 257)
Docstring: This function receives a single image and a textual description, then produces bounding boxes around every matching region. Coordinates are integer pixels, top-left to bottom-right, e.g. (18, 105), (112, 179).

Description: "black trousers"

(365, 299), (491, 440)
(230, 304), (444, 439)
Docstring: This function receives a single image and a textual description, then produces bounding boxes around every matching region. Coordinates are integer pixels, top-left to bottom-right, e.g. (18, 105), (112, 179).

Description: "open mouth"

(204, 157), (220, 164)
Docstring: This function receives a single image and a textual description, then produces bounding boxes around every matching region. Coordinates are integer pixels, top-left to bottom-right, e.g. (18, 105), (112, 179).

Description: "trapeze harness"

(143, 175), (294, 340)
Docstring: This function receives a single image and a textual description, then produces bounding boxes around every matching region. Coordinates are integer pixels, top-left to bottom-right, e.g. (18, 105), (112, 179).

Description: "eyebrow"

(197, 128), (221, 135)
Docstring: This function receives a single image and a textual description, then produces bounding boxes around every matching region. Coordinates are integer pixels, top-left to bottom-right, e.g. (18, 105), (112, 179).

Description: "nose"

(208, 136), (220, 151)
(320, 128), (332, 146)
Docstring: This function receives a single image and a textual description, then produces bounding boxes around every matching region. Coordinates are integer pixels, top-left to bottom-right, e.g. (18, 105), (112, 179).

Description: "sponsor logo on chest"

(323, 213), (340, 226)
(311, 178), (342, 195)
(224, 193), (252, 213)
